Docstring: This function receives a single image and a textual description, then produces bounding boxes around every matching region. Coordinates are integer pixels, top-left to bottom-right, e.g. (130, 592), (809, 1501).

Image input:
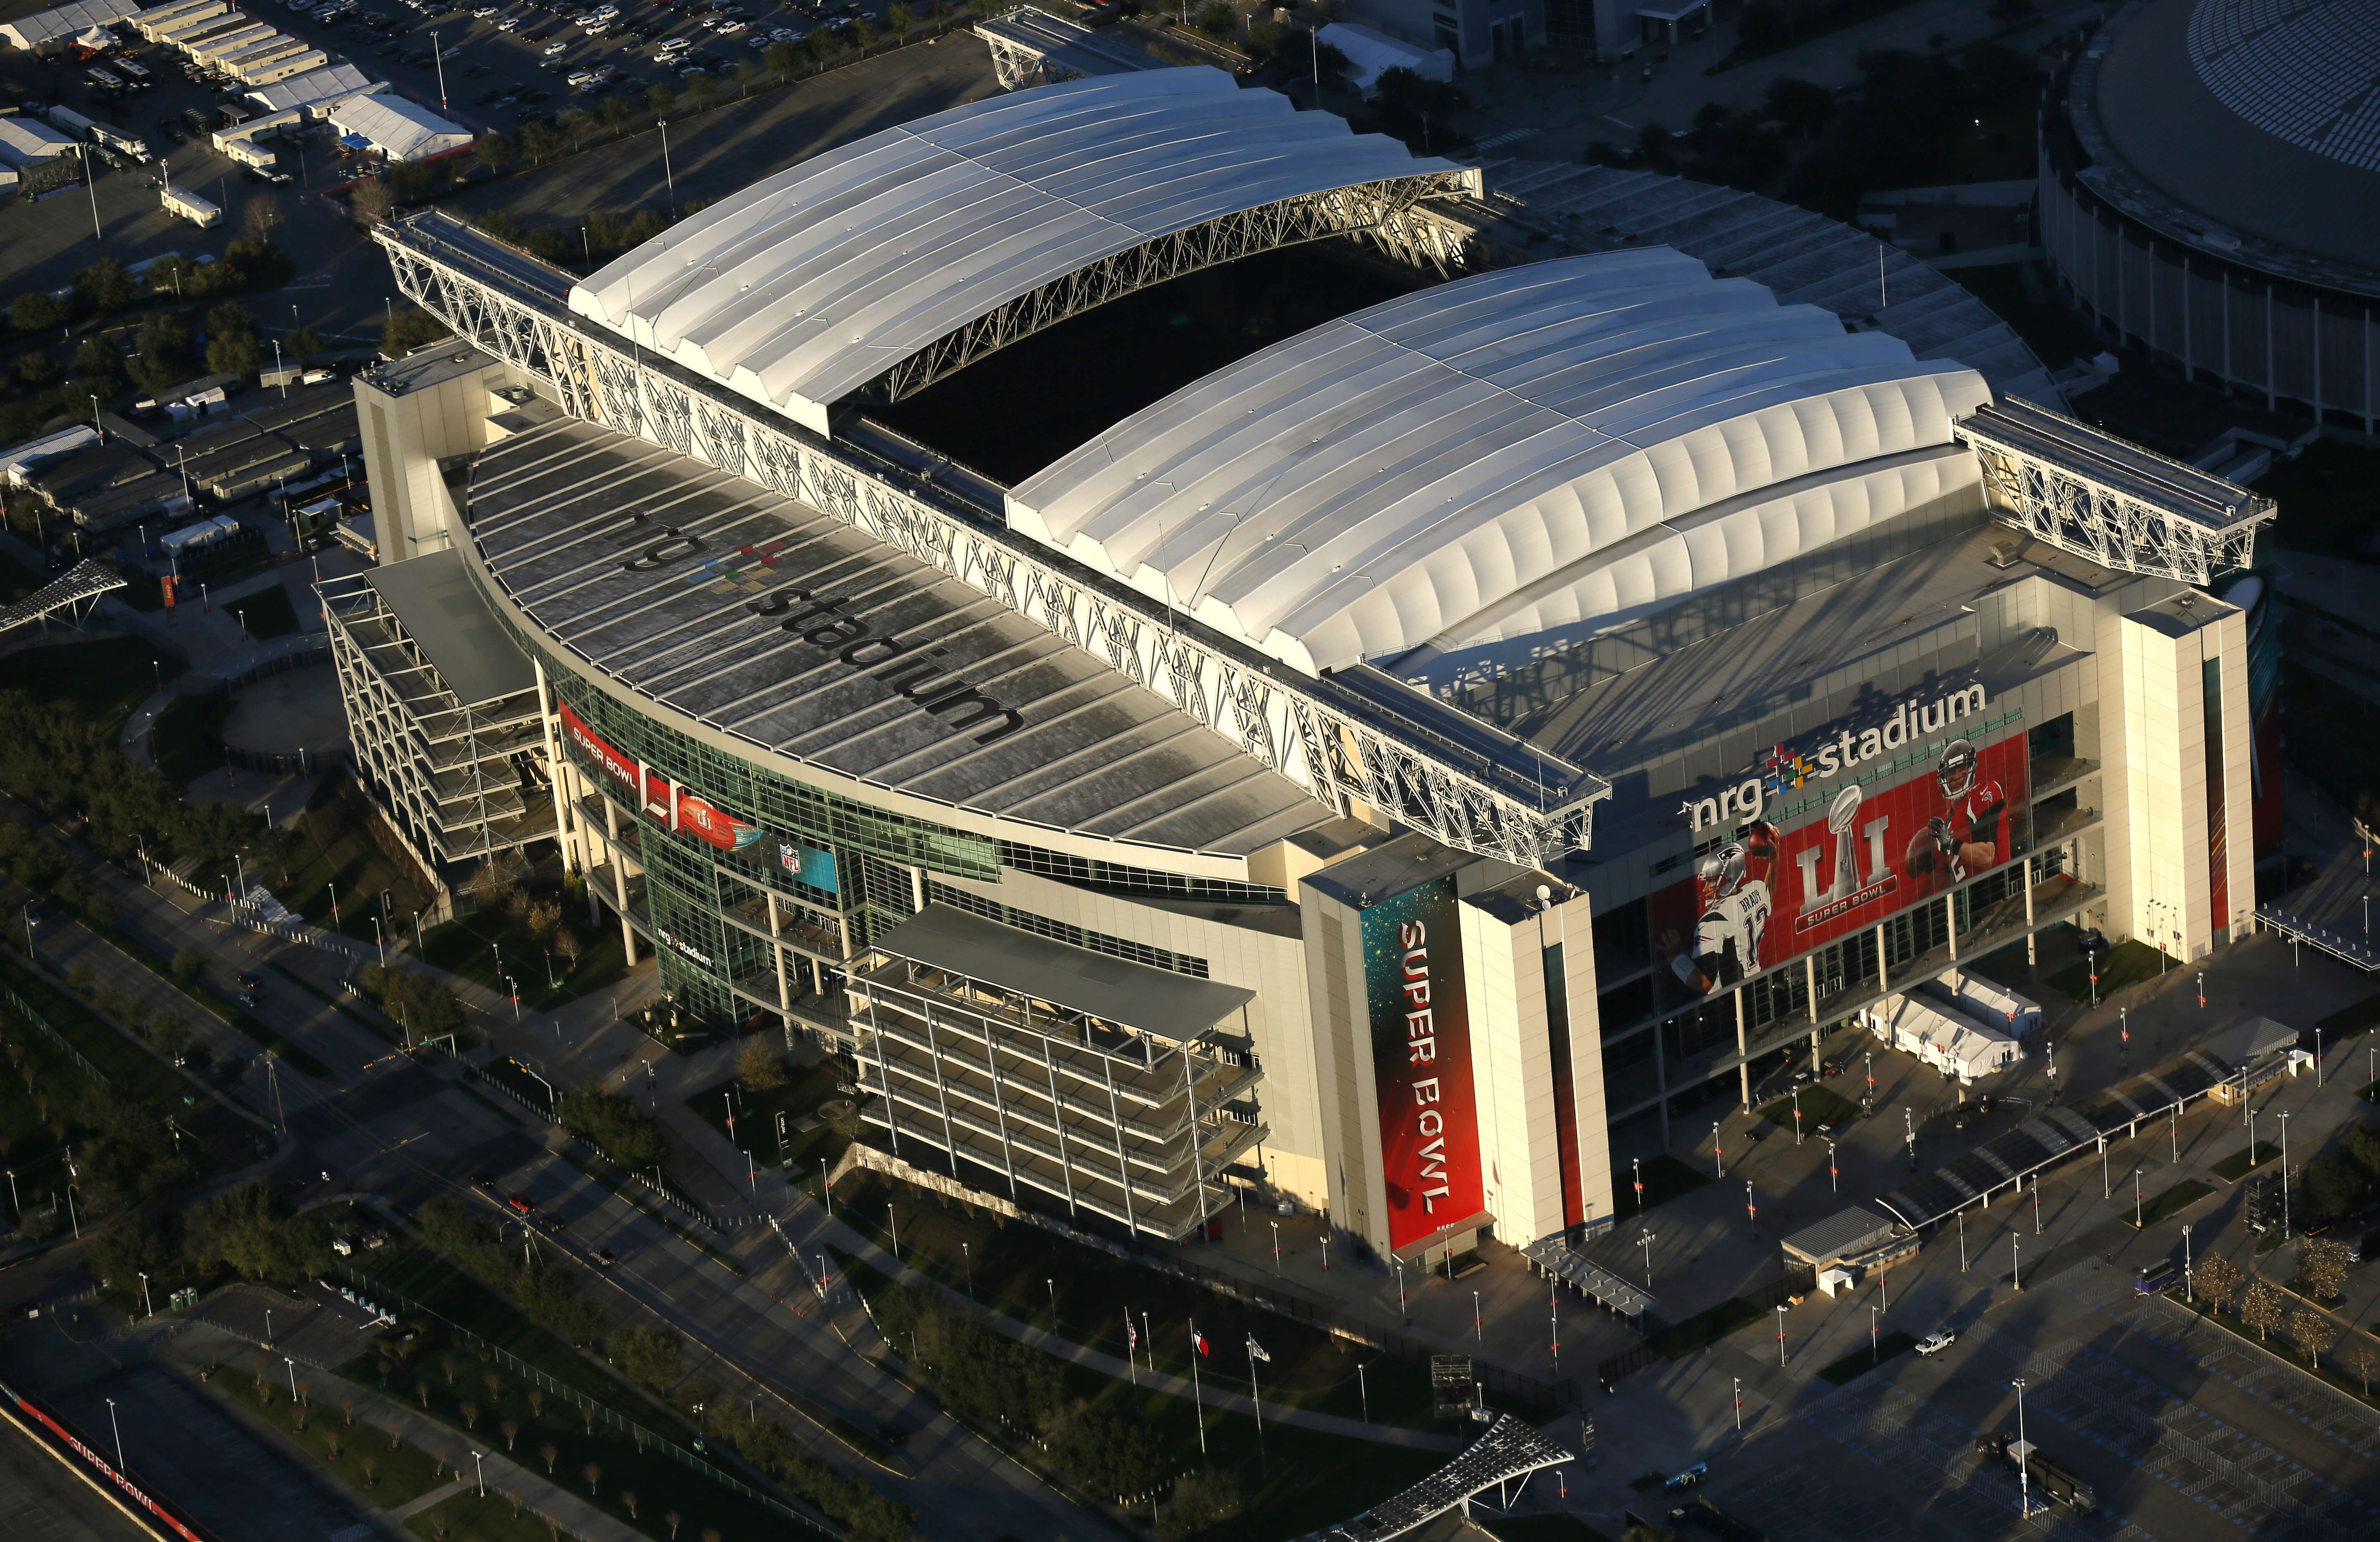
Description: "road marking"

(1472, 127), (1539, 150)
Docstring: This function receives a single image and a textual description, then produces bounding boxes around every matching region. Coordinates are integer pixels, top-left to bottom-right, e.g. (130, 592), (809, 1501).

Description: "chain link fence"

(0, 975), (109, 1086)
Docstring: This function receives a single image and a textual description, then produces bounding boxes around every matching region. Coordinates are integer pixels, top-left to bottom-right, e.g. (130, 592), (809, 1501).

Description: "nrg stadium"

(332, 62), (2281, 1274)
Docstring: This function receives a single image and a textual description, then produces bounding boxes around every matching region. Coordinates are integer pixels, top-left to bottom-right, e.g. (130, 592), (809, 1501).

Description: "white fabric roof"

(0, 0), (139, 48)
(1316, 22), (1453, 97)
(248, 61), (383, 115)
(1007, 249), (1993, 674)
(0, 115), (76, 161)
(569, 67), (1471, 436)
(328, 93), (470, 161)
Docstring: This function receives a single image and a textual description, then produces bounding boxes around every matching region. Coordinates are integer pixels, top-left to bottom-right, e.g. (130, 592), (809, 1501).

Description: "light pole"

(2010, 1233), (2021, 1291)
(1869, 1300), (1880, 1365)
(1394, 1257), (1407, 1321)
(106, 1397), (124, 1472)
(64, 1182), (79, 1240)
(2280, 1112), (2292, 1237)
(1958, 1208), (1967, 1272)
(1712, 1121), (1723, 1178)
(1733, 1374), (1743, 1434)
(2100, 1133), (2109, 1198)
(1774, 1303), (1787, 1368)
(1473, 1289), (1482, 1344)
(283, 1356), (298, 1403)
(658, 119), (678, 220)
(1825, 1137), (1837, 1194)
(1631, 1154), (1644, 1214)
(1637, 1228), (1656, 1289)
(471, 1449), (485, 1496)
(138, 1271), (152, 1318)
(1745, 1178), (1756, 1235)
(960, 1240), (972, 1301)
(1792, 1085), (1803, 1145)
(2181, 1224), (2194, 1303)
(265, 1308), (274, 1346)
(372, 917), (384, 967)
(1904, 1105), (1916, 1170)
(1270, 1219), (1280, 1275)
(2012, 1377), (2032, 1519)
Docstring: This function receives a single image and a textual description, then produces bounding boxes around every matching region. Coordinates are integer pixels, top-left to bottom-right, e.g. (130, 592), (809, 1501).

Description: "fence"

(0, 975), (109, 1087)
(332, 1263), (833, 1538)
(185, 640), (346, 778)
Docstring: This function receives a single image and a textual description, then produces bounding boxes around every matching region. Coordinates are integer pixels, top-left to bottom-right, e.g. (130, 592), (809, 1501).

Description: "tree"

(556, 1087), (666, 1166)
(611, 1325), (683, 1392)
(171, 948), (206, 986)
(128, 313), (194, 395)
(390, 161), (443, 204)
(476, 133), (518, 173)
(501, 1417), (519, 1451)
(2347, 1338), (2380, 1397)
(1765, 76), (1836, 138)
(13, 292), (67, 333)
(620, 1490), (638, 1521)
(183, 1179), (332, 1283)
(71, 334), (122, 395)
(539, 1441), (557, 1475)
(350, 179), (396, 223)
(1192, 0), (1233, 37)
(1154, 1466), (1243, 1541)
(664, 1513), (681, 1541)
(382, 305), (451, 357)
(2241, 1279), (2284, 1341)
(2301, 1237), (2351, 1302)
(242, 195), (284, 243)
(205, 303), (262, 377)
(74, 258), (136, 314)
(2292, 1307), (2340, 1369)
(583, 1460), (601, 1495)
(737, 1034), (788, 1091)
(289, 323), (323, 359)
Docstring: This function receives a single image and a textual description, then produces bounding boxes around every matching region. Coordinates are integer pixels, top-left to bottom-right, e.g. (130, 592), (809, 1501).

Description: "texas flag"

(1126, 1315), (1138, 1350)
(1192, 1326), (1210, 1357)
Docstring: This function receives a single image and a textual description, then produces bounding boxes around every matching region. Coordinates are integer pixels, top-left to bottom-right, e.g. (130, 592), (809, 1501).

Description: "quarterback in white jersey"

(1671, 826), (1779, 994)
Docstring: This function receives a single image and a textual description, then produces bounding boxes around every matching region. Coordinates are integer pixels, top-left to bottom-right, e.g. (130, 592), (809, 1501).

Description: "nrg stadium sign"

(1680, 682), (1989, 834)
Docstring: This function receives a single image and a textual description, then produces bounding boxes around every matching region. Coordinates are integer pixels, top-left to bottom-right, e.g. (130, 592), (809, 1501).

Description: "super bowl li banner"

(1362, 876), (1486, 1254)
(1654, 729), (2032, 997)
(558, 700), (766, 856)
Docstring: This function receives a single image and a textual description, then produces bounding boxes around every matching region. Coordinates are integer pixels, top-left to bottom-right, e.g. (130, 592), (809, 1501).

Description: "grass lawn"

(866, 1281), (1432, 1542)
(2212, 1141), (2280, 1183)
(207, 1340), (455, 1511)
(1817, 1330), (1918, 1386)
(279, 782), (439, 943)
(0, 546), (43, 604)
(1483, 1518), (1615, 1542)
(224, 582), (299, 639)
(339, 1249), (807, 1542)
(1757, 1085), (1861, 1133)
(2043, 939), (2171, 1003)
(2130, 1180), (2215, 1228)
(1618, 1152), (1712, 1219)
(1649, 1298), (1762, 1360)
(0, 634), (182, 734)
(685, 1059), (849, 1172)
(405, 1491), (569, 1542)
(831, 1172), (1456, 1426)
(419, 903), (628, 1012)
(149, 693), (224, 782)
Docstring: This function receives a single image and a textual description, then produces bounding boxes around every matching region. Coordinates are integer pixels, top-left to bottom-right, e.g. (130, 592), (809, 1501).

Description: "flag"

(1247, 1337), (1271, 1363)
(1192, 1327), (1209, 1357)
(1126, 1314), (1138, 1350)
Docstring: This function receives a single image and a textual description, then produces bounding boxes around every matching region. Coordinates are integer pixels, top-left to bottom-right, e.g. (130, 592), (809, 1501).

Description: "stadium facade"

(336, 69), (2275, 1273)
(2042, 0), (2380, 428)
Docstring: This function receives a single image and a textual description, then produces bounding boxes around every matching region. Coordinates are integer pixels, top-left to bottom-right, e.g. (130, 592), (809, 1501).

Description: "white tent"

(1315, 21), (1453, 98)
(0, 116), (76, 166)
(73, 24), (115, 50)
(0, 0), (140, 52)
(326, 93), (469, 162)
(247, 61), (385, 117)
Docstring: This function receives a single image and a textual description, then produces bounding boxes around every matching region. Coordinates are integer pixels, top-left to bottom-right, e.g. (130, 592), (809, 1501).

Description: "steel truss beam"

(981, 32), (1077, 90)
(873, 171), (1479, 402)
(376, 225), (1604, 868)
(1955, 414), (2273, 585)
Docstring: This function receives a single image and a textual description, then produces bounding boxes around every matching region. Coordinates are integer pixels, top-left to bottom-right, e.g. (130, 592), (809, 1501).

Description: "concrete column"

(1875, 924), (1888, 992)
(533, 658), (578, 874)
(1945, 891), (1959, 962)
(2024, 854), (2037, 965)
(907, 864), (927, 914)
(1734, 987), (1750, 1109)
(602, 794), (635, 965)
(768, 891), (791, 1014)
(1805, 952), (1819, 1023)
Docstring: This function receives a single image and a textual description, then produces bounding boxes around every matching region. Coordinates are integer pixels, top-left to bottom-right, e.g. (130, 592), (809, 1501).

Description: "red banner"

(1363, 875), (1486, 1254)
(557, 701), (764, 855)
(1654, 732), (2031, 995)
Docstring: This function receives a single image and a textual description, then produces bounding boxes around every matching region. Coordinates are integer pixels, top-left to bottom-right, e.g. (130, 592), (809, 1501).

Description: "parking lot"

(221, 0), (916, 138)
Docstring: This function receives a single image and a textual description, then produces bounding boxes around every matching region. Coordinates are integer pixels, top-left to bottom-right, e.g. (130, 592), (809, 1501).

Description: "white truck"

(91, 122), (150, 161)
(160, 183), (221, 226)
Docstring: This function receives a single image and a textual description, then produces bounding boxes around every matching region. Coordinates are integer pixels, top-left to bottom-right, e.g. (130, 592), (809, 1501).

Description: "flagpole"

(1188, 1320), (1206, 1454)
(1247, 1340), (1265, 1461)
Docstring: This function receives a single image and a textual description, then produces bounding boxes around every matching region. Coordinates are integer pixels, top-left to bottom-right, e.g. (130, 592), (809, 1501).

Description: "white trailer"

(160, 182), (220, 225)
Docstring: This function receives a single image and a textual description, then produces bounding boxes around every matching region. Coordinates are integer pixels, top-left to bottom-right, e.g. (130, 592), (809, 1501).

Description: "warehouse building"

(340, 69), (2274, 1275)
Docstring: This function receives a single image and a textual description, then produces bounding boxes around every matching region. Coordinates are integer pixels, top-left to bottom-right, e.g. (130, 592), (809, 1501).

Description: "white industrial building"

(0, 0), (140, 52)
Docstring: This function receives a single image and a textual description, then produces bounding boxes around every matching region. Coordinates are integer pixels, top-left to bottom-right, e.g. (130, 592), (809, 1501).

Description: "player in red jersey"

(1904, 739), (2005, 892)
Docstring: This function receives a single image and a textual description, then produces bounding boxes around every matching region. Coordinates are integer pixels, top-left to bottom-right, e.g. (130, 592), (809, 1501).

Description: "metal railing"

(332, 1263), (831, 1537)
(0, 976), (109, 1087)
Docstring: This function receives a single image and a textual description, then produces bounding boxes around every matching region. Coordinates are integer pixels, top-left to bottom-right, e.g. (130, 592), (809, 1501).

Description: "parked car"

(507, 1193), (539, 1214)
(1664, 1462), (1708, 1490)
(1915, 1328), (1956, 1356)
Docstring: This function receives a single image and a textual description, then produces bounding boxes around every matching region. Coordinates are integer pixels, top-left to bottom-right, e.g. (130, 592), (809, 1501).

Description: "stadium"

(2041, 0), (2380, 428)
(336, 64), (2275, 1278)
